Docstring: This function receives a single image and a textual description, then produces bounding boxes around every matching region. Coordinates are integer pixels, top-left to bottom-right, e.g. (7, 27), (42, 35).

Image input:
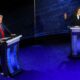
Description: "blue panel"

(7, 43), (20, 74)
(7, 47), (14, 73)
(72, 34), (77, 55)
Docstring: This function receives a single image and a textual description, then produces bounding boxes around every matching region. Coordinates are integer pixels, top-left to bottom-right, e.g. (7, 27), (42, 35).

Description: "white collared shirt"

(77, 15), (80, 20)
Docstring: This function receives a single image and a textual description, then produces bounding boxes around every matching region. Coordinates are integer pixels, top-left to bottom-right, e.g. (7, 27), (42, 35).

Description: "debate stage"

(0, 34), (80, 80)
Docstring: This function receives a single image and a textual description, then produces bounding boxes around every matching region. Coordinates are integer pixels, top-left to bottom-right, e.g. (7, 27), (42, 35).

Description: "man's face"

(77, 9), (80, 15)
(0, 16), (3, 24)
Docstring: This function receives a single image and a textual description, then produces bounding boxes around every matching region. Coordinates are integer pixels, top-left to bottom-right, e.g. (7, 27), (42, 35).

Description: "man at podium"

(64, 7), (80, 27)
(64, 8), (80, 57)
(0, 15), (15, 38)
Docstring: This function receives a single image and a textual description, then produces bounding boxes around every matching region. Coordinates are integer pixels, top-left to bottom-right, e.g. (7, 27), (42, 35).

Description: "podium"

(0, 35), (22, 76)
(70, 26), (80, 57)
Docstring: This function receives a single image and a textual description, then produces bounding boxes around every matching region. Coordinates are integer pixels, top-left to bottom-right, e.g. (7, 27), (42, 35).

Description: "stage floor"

(1, 43), (80, 80)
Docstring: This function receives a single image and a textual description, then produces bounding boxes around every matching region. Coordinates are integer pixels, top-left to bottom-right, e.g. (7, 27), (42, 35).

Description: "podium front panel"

(0, 35), (22, 76)
(70, 27), (80, 56)
(7, 42), (21, 75)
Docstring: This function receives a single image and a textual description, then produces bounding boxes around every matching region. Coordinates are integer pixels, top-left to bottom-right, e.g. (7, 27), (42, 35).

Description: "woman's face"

(77, 9), (80, 15)
(0, 16), (3, 24)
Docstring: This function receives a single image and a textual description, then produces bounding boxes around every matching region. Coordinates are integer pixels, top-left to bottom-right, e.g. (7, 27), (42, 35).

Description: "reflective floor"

(1, 43), (80, 80)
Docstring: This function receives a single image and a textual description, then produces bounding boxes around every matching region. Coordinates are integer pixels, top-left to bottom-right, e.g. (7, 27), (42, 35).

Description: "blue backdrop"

(36, 0), (80, 36)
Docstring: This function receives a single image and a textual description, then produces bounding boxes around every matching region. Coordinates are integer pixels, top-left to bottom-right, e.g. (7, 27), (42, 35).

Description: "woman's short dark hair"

(0, 15), (3, 18)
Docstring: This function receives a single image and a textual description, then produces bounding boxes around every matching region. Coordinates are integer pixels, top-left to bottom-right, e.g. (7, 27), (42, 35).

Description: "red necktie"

(0, 25), (5, 38)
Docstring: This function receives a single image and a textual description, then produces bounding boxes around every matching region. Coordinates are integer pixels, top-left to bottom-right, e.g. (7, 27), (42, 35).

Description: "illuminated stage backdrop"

(36, 0), (80, 36)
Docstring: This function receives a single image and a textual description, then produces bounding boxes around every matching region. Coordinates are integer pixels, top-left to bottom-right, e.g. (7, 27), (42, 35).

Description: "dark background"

(0, 0), (34, 39)
(1, 0), (80, 39)
(36, 0), (80, 37)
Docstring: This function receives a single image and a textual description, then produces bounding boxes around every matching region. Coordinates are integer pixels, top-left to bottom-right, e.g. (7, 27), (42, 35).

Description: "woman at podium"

(0, 14), (16, 75)
(0, 15), (15, 38)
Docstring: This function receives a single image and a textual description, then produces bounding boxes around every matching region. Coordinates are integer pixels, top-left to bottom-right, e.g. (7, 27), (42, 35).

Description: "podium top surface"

(70, 26), (80, 32)
(6, 35), (22, 46)
(70, 26), (80, 30)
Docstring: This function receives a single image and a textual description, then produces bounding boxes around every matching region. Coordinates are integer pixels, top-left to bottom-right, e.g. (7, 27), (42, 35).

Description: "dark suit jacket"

(0, 24), (11, 38)
(69, 14), (80, 26)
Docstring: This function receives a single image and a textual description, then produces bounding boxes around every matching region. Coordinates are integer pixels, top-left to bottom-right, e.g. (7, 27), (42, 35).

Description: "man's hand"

(11, 34), (16, 37)
(64, 13), (67, 20)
